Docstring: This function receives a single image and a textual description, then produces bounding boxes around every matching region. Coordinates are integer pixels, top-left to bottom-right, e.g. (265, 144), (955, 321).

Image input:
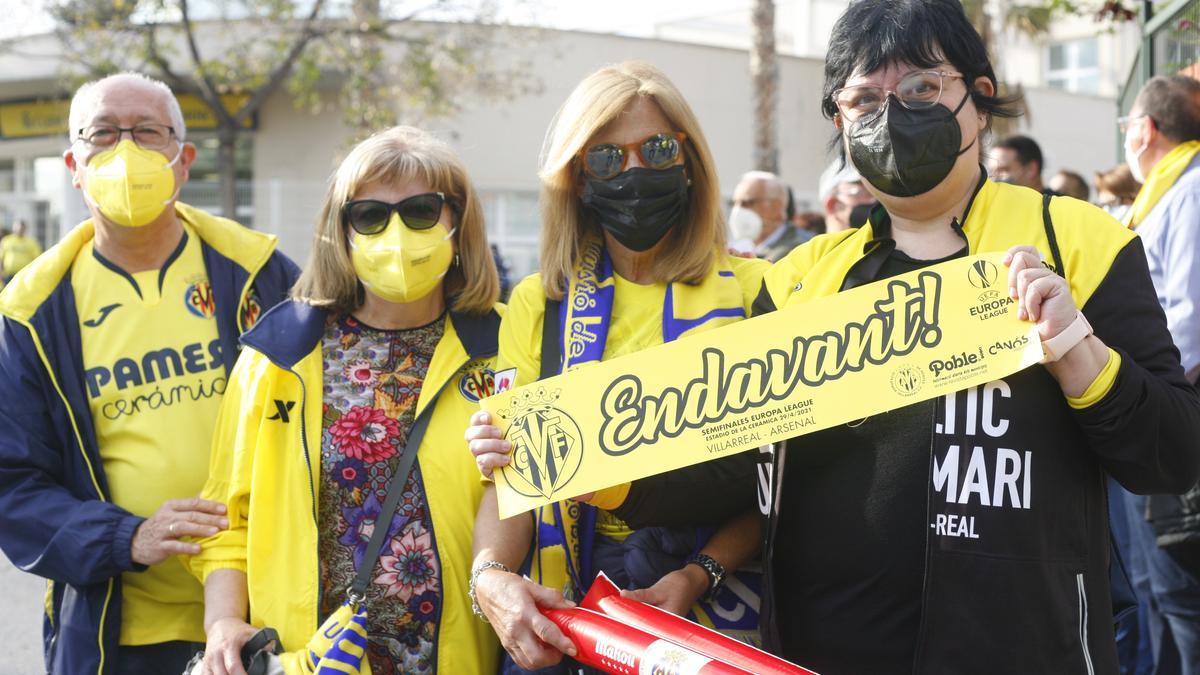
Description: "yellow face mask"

(83, 139), (181, 228)
(349, 213), (455, 304)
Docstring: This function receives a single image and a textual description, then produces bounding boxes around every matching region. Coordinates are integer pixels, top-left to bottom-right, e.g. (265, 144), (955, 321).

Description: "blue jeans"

(1111, 478), (1154, 675)
(1120, 487), (1200, 675)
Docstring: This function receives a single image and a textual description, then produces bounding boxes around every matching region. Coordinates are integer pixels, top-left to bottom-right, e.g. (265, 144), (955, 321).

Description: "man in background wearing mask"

(1116, 73), (1200, 675)
(1, 219), (42, 283)
(0, 73), (298, 675)
(728, 170), (809, 261)
(818, 159), (875, 233)
(989, 134), (1052, 193)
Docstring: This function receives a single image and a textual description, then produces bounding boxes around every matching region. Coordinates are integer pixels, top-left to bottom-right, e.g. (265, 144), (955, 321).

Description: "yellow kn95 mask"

(350, 214), (455, 304)
(84, 140), (181, 228)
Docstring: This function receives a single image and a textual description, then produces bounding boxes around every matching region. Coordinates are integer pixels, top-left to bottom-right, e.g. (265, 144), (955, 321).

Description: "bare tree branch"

(231, 0), (327, 127)
(141, 24), (191, 95)
(178, 0), (234, 127)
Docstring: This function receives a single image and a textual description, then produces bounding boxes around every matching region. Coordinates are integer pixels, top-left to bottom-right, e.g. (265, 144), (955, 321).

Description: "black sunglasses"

(343, 192), (446, 235)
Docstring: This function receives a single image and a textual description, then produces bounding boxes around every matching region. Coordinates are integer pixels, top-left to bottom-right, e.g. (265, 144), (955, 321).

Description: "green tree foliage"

(49, 0), (540, 219)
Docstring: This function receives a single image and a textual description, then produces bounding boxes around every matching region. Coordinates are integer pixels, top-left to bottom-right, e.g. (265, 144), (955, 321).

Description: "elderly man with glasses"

(0, 72), (298, 675)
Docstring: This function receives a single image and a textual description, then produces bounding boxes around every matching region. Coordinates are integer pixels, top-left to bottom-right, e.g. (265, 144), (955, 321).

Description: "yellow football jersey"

(72, 225), (222, 645)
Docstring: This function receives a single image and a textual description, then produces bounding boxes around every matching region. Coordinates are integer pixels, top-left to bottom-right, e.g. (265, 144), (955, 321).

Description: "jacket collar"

(241, 298), (501, 372)
(0, 202), (280, 323)
(839, 168), (986, 291)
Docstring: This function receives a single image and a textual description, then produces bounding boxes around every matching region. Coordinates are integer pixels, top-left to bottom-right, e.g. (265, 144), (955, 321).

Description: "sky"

(0, 0), (755, 40)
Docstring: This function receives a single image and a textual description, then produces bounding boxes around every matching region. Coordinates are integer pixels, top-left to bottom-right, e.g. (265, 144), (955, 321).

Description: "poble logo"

(967, 259), (999, 290)
(499, 387), (583, 500)
(185, 278), (217, 319)
(890, 364), (926, 397)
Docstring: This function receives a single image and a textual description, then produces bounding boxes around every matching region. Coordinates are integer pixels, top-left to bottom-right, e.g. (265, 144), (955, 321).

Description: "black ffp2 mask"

(846, 92), (976, 198)
(580, 165), (688, 252)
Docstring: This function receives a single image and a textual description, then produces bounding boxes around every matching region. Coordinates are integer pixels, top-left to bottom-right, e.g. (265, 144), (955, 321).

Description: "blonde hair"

(292, 126), (499, 315)
(538, 61), (726, 299)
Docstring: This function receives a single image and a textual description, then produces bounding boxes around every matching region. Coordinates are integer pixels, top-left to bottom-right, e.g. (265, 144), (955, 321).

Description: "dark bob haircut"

(822, 0), (1020, 122)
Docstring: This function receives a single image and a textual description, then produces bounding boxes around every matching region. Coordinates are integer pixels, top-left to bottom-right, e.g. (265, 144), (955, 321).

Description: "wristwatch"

(685, 553), (726, 600)
(1041, 311), (1093, 363)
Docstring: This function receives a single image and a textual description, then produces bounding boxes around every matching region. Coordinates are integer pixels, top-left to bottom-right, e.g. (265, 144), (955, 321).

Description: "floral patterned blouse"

(318, 313), (444, 674)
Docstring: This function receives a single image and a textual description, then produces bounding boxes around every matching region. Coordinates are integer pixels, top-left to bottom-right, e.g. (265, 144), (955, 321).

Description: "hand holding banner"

(483, 253), (1044, 519)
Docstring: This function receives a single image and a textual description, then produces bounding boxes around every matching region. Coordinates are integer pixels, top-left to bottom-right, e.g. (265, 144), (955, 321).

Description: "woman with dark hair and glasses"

(465, 61), (769, 672)
(596, 2), (1200, 673)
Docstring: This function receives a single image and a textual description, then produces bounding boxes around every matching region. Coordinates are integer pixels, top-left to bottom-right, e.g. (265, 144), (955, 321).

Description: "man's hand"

(620, 564), (710, 616)
(131, 498), (229, 566)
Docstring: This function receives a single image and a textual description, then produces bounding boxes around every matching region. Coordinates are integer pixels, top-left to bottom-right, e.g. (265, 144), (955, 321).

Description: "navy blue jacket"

(0, 204), (298, 674)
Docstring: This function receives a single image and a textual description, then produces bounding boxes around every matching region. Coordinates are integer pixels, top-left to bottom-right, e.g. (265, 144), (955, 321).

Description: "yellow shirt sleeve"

(497, 274), (547, 390)
(1067, 348), (1122, 410)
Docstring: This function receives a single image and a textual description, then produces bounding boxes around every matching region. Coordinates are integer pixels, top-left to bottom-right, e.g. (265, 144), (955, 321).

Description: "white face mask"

(728, 205), (763, 242)
(1124, 119), (1148, 184)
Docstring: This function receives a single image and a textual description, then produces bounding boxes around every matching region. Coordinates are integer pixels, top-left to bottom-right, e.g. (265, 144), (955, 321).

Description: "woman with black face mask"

(463, 62), (770, 673)
(762, 1), (1200, 672)
(590, 2), (1200, 674)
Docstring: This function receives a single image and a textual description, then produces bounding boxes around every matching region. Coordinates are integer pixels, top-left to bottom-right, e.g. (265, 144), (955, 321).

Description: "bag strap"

(349, 409), (434, 601)
(541, 298), (563, 379)
(1042, 193), (1066, 277)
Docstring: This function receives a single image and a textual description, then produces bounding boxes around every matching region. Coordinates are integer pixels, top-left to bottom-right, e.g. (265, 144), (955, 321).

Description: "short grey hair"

(738, 170), (786, 199)
(818, 158), (862, 200)
(69, 72), (187, 142)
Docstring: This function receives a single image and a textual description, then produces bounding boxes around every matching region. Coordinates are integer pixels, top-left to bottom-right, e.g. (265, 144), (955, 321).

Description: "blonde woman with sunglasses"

(190, 126), (502, 674)
(465, 62), (769, 672)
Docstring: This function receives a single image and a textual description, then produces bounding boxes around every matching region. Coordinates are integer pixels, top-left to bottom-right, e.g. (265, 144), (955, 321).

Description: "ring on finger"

(169, 522), (177, 535)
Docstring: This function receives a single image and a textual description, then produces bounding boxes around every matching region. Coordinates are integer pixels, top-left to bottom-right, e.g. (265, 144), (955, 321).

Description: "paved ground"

(0, 554), (46, 674)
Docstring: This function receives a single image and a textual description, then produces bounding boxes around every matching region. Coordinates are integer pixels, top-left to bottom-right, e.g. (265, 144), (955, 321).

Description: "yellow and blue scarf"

(279, 600), (371, 674)
(527, 238), (755, 637)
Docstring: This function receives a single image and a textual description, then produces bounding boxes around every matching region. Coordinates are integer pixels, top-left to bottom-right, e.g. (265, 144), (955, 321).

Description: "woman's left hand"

(1004, 245), (1078, 340)
(620, 564), (710, 616)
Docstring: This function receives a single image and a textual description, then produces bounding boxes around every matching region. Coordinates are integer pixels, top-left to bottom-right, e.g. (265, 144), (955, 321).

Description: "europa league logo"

(967, 260), (999, 290)
(499, 388), (584, 499)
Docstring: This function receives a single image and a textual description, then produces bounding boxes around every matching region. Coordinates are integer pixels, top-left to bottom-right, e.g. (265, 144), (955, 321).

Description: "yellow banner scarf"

(487, 253), (1044, 519)
(1126, 140), (1200, 229)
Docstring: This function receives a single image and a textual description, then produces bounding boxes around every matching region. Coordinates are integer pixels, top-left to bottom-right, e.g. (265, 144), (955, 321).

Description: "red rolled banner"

(579, 573), (816, 675)
(542, 606), (752, 675)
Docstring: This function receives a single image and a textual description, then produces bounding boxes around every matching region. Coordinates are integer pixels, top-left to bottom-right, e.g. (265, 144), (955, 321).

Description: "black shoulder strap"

(1042, 193), (1066, 278)
(349, 408), (434, 600)
(540, 298), (562, 380)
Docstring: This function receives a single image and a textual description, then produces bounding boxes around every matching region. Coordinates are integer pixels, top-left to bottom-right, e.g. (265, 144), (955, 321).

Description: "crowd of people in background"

(2, 1), (1200, 675)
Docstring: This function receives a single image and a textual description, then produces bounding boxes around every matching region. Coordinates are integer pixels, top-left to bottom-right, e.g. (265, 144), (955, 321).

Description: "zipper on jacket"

(1077, 573), (1095, 675)
(284, 366), (320, 622)
(20, 320), (113, 674)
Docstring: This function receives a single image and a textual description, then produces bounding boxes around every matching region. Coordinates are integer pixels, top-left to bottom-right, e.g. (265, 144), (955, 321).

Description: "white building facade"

(0, 16), (1125, 277)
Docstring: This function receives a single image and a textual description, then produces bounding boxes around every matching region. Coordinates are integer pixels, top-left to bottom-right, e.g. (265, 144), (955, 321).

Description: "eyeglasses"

(75, 124), (177, 151)
(831, 71), (965, 123)
(731, 197), (763, 208)
(1118, 115), (1149, 134)
(579, 132), (687, 180)
(343, 192), (446, 235)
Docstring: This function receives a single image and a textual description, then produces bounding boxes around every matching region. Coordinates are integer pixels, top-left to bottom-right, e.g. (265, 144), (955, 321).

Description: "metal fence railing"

(1120, 0), (1200, 115)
